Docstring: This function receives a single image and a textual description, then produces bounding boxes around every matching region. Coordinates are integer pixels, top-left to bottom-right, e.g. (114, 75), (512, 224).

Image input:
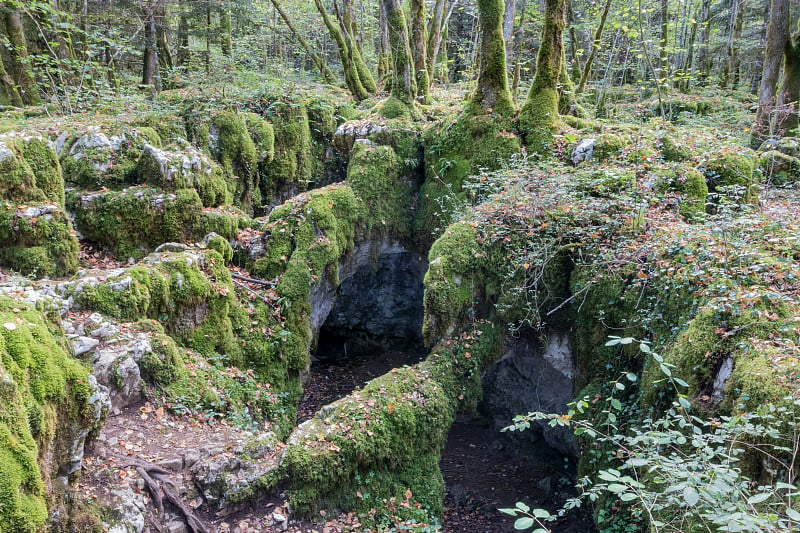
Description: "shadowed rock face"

(483, 329), (577, 458)
(311, 239), (427, 361)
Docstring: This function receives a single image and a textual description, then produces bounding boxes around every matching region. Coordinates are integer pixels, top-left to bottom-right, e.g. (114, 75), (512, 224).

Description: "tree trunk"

(270, 0), (337, 83)
(411, 0), (430, 102)
(751, 0), (770, 94)
(142, 1), (161, 96)
(177, 9), (190, 67)
(777, 21), (800, 133)
(334, 0), (377, 94)
(428, 0), (458, 85)
(2, 9), (40, 105)
(315, 0), (368, 100)
(503, 0), (516, 59)
(220, 5), (233, 58)
(678, 1), (698, 91)
(577, 0), (613, 93)
(659, 0), (669, 81)
(566, 0), (581, 81)
(470, 0), (514, 115)
(695, 0), (711, 84)
(382, 0), (416, 106)
(0, 53), (23, 107)
(752, 0), (790, 147)
(518, 0), (565, 152)
(378, 0), (391, 83)
(721, 0), (746, 88)
(511, 3), (528, 100)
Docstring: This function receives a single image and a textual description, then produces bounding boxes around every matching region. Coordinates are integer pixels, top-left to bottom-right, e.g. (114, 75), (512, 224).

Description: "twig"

(135, 466), (164, 515)
(231, 272), (276, 286)
(232, 279), (277, 304)
(546, 281), (594, 317)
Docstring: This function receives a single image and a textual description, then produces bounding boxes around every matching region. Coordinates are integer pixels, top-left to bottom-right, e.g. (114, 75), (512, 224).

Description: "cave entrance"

(440, 329), (597, 533)
(298, 247), (427, 421)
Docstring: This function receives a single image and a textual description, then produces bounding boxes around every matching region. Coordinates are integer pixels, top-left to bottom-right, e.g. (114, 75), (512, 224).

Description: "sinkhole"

(300, 242), (595, 532)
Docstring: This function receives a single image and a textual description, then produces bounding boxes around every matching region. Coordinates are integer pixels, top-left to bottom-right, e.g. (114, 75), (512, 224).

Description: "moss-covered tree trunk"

(1, 8), (40, 106)
(410, 0), (430, 103)
(177, 8), (190, 67)
(314, 0), (371, 100)
(142, 2), (161, 95)
(378, 1), (391, 84)
(427, 0), (455, 84)
(777, 21), (800, 133)
(752, 0), (789, 148)
(518, 0), (565, 153)
(382, 0), (416, 108)
(470, 0), (514, 116)
(270, 0), (336, 83)
(577, 0), (613, 94)
(0, 53), (22, 107)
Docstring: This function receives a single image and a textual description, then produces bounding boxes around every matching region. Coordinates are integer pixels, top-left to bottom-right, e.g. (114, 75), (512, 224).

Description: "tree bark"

(752, 0), (790, 147)
(382, 0), (416, 106)
(315, 0), (368, 99)
(142, 1), (161, 96)
(695, 0), (711, 84)
(220, 5), (233, 58)
(519, 0), (565, 152)
(577, 0), (613, 93)
(721, 0), (746, 88)
(2, 8), (40, 105)
(269, 0), (337, 83)
(777, 20), (800, 133)
(751, 0), (771, 94)
(470, 0), (514, 115)
(410, 0), (430, 102)
(177, 9), (190, 67)
(659, 0), (669, 80)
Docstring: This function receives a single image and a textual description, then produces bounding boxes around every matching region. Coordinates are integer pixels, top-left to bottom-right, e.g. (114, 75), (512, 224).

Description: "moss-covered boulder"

(198, 205), (249, 241)
(758, 150), (799, 186)
(660, 134), (694, 162)
(59, 127), (159, 189)
(592, 133), (631, 161)
(0, 202), (79, 278)
(136, 143), (231, 206)
(68, 186), (204, 260)
(0, 136), (64, 206)
(262, 101), (314, 203)
(704, 149), (759, 204)
(0, 297), (103, 532)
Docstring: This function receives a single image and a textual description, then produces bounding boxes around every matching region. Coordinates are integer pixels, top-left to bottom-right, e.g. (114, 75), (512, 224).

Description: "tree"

(777, 19), (800, 133)
(0, 7), (40, 106)
(752, 0), (790, 147)
(577, 0), (613, 94)
(269, 0), (336, 83)
(469, 0), (514, 116)
(518, 0), (566, 153)
(379, 0), (417, 114)
(410, 0), (429, 102)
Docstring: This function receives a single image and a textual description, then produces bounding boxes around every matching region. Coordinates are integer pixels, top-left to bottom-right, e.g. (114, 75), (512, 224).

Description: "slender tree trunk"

(142, 1), (161, 96)
(427, 0), (446, 81)
(382, 0), (416, 106)
(678, 1), (698, 91)
(577, 0), (613, 93)
(0, 54), (23, 107)
(519, 0), (566, 152)
(751, 0), (771, 94)
(378, 0), (391, 83)
(177, 9), (190, 67)
(752, 0), (790, 147)
(511, 3), (528, 100)
(428, 0), (459, 85)
(566, 0), (581, 81)
(220, 5), (233, 58)
(205, 4), (211, 77)
(2, 9), (40, 105)
(503, 0), (516, 58)
(333, 0), (377, 94)
(270, 0), (337, 83)
(470, 0), (514, 115)
(411, 0), (430, 102)
(696, 0), (711, 84)
(721, 0), (746, 88)
(659, 0), (669, 81)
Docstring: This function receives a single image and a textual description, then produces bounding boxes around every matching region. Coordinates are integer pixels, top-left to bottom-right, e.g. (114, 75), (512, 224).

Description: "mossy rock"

(198, 205), (249, 241)
(136, 143), (231, 207)
(134, 320), (188, 387)
(417, 111), (520, 247)
(0, 202), (79, 278)
(653, 164), (708, 222)
(346, 143), (414, 240)
(704, 149), (758, 204)
(241, 112), (275, 163)
(262, 100), (314, 204)
(0, 138), (58, 205)
(656, 95), (715, 122)
(660, 134), (694, 162)
(625, 147), (657, 165)
(59, 127), (157, 189)
(68, 186), (204, 260)
(206, 234), (234, 263)
(758, 150), (799, 186)
(574, 168), (637, 197)
(592, 134), (631, 161)
(0, 297), (98, 533)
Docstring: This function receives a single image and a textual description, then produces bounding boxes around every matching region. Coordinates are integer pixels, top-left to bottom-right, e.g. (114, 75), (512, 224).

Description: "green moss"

(59, 129), (153, 189)
(625, 147), (657, 165)
(0, 140), (46, 204)
(198, 205), (248, 241)
(422, 223), (480, 343)
(134, 320), (187, 387)
(0, 298), (95, 533)
(660, 134), (693, 162)
(0, 202), (79, 278)
(346, 144), (413, 239)
(592, 134), (631, 160)
(758, 150), (799, 186)
(242, 112), (275, 163)
(206, 235), (233, 263)
(16, 137), (64, 207)
(518, 88), (560, 156)
(263, 101), (314, 202)
(69, 186), (204, 260)
(375, 96), (416, 120)
(652, 164), (708, 222)
(574, 168), (637, 197)
(704, 149), (758, 203)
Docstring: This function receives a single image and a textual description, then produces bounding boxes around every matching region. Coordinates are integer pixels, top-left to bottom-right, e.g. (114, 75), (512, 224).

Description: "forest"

(0, 0), (799, 532)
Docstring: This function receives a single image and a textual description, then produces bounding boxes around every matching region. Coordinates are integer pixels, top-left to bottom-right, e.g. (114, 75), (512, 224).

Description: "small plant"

(501, 337), (800, 533)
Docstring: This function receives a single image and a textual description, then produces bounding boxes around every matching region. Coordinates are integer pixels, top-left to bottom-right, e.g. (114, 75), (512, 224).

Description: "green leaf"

(683, 486), (700, 506)
(626, 372), (637, 382)
(598, 469), (620, 482)
(673, 377), (689, 388)
(620, 492), (638, 502)
(639, 342), (651, 354)
(499, 508), (518, 516)
(619, 337), (634, 345)
(747, 492), (770, 505)
(533, 509), (551, 519)
(678, 396), (691, 410)
(514, 517), (535, 530)
(611, 398), (622, 410)
(608, 483), (628, 493)
(786, 507), (800, 521)
(515, 502), (530, 513)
